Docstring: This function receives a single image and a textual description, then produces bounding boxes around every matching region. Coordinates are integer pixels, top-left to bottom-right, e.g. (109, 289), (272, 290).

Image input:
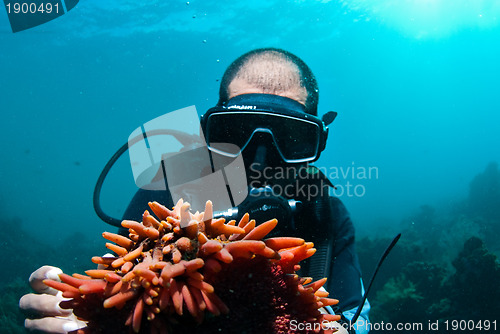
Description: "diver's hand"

(329, 321), (349, 334)
(19, 266), (87, 334)
(318, 303), (350, 334)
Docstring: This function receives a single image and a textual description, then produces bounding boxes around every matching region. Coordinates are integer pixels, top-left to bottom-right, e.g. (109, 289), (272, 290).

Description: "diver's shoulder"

(327, 195), (353, 225)
(328, 195), (348, 210)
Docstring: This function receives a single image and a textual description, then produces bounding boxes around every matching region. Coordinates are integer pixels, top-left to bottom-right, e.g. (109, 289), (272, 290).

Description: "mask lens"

(205, 112), (247, 155)
(206, 111), (321, 162)
(271, 116), (320, 161)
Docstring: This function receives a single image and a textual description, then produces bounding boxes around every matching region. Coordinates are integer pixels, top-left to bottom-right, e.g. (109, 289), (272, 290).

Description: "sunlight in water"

(339, 0), (500, 39)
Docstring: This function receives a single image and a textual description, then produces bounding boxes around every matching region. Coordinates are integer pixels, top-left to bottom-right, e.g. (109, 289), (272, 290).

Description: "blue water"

(1, 0), (499, 244)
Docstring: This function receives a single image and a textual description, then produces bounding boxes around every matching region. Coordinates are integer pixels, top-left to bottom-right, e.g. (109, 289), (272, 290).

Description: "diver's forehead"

(227, 78), (307, 106)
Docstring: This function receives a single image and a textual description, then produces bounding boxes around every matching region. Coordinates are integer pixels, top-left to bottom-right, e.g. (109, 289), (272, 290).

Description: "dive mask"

(201, 94), (337, 163)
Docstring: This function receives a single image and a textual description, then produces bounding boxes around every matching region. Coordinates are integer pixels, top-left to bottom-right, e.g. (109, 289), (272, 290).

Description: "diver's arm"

(327, 198), (371, 334)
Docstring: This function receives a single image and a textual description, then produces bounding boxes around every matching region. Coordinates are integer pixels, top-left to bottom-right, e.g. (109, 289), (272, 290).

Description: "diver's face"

(227, 78), (308, 185)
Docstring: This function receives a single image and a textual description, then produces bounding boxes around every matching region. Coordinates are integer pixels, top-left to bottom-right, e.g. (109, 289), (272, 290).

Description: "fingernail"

(46, 268), (63, 281)
(63, 321), (82, 332)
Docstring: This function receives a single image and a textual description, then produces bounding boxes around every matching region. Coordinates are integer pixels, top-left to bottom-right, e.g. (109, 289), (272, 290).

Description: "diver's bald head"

(227, 51), (308, 105)
(218, 48), (319, 115)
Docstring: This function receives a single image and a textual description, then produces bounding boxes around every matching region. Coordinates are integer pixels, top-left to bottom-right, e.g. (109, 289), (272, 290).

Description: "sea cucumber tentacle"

(45, 199), (341, 333)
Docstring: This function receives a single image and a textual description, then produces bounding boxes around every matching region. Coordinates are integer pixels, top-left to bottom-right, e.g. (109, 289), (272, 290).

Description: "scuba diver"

(20, 48), (371, 334)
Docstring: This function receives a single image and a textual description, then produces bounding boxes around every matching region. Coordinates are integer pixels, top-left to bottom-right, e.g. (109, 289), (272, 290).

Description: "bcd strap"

(291, 165), (336, 282)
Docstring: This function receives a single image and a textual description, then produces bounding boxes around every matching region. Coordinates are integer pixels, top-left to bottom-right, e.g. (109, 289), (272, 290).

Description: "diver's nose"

(246, 131), (278, 167)
(251, 144), (267, 171)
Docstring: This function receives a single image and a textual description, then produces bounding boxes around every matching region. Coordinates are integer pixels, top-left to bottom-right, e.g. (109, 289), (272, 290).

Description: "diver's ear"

(322, 111), (337, 126)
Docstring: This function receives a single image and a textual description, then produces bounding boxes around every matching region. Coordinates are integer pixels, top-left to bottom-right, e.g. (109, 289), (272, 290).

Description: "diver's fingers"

(329, 321), (349, 334)
(24, 317), (86, 334)
(29, 266), (63, 295)
(19, 293), (72, 317)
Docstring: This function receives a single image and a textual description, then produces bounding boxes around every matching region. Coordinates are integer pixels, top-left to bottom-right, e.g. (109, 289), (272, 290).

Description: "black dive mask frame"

(200, 94), (337, 164)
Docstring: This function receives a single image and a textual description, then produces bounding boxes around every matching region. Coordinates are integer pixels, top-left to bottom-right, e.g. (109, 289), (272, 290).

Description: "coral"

(356, 236), (426, 295)
(362, 236), (500, 331)
(355, 163), (500, 331)
(370, 276), (423, 324)
(45, 199), (340, 334)
(445, 236), (500, 320)
(0, 278), (30, 334)
(370, 261), (447, 324)
(464, 162), (500, 252)
(400, 262), (446, 301)
(467, 162), (500, 221)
